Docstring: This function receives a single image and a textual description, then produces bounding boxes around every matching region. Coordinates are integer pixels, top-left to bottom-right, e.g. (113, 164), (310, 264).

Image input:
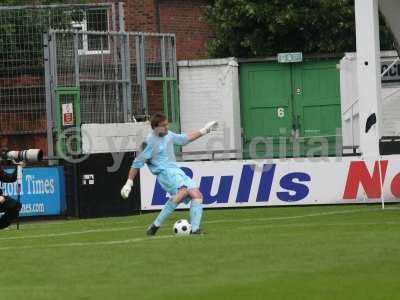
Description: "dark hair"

(150, 112), (167, 129)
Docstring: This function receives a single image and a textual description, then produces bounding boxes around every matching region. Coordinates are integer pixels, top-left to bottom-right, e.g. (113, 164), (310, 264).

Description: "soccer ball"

(173, 219), (191, 236)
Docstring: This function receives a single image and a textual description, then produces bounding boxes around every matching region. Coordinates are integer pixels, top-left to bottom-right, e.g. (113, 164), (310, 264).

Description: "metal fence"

(48, 31), (126, 124)
(0, 3), (119, 135)
(46, 30), (177, 123)
(45, 29), (177, 157)
(0, 2), (178, 160)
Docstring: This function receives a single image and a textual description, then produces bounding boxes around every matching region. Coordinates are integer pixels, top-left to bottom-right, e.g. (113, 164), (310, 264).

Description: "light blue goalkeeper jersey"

(131, 130), (189, 175)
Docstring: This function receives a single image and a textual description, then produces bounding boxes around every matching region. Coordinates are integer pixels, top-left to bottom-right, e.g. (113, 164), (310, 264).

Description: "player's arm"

(173, 121), (218, 144)
(127, 167), (139, 182)
(121, 142), (153, 199)
(186, 131), (203, 142)
(191, 120), (218, 141)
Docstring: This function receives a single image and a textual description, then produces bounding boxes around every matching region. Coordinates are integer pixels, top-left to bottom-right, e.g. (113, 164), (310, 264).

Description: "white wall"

(381, 86), (400, 136)
(340, 53), (360, 152)
(340, 51), (400, 151)
(81, 122), (151, 154)
(178, 58), (242, 160)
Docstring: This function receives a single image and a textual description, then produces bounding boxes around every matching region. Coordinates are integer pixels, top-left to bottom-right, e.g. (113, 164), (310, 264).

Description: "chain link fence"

(50, 31), (125, 124)
(0, 2), (178, 159)
(48, 30), (177, 124)
(0, 3), (118, 135)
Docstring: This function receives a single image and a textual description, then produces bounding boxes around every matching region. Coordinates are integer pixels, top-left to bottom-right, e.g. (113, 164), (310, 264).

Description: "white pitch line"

(204, 207), (384, 224)
(115, 207), (385, 226)
(0, 206), (389, 243)
(236, 220), (400, 231)
(11, 216), (136, 230)
(0, 235), (175, 251)
(0, 225), (145, 241)
(14, 205), (400, 230)
(1, 219), (399, 252)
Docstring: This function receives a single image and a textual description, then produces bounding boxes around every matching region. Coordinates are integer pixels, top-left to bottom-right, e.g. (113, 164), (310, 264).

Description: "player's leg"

(0, 214), (7, 229)
(153, 187), (188, 227)
(187, 188), (204, 234)
(175, 169), (204, 234)
(0, 196), (21, 230)
(147, 187), (189, 236)
(0, 196), (7, 229)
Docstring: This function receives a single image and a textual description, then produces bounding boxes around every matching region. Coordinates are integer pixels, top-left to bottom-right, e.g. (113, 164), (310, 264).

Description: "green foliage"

(204, 0), (394, 58)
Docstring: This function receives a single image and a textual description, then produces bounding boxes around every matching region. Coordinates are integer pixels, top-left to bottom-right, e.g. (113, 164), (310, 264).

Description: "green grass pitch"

(1, 204), (400, 300)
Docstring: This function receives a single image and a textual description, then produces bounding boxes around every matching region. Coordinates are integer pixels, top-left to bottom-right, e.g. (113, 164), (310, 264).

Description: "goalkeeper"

(121, 112), (217, 235)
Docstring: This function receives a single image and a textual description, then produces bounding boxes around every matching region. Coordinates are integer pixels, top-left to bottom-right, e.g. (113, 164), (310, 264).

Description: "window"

(71, 9), (110, 55)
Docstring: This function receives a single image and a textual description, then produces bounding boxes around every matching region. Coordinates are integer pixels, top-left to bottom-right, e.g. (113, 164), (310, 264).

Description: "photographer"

(0, 161), (21, 230)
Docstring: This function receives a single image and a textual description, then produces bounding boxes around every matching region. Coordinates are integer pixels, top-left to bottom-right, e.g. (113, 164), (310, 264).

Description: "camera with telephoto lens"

(0, 149), (43, 163)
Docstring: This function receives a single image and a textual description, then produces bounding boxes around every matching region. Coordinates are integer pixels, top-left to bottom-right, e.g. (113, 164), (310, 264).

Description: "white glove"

(121, 179), (133, 199)
(199, 121), (218, 135)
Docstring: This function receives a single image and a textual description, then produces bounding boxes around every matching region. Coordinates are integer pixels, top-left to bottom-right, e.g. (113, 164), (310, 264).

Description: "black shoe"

(0, 220), (11, 230)
(190, 229), (205, 235)
(146, 224), (159, 236)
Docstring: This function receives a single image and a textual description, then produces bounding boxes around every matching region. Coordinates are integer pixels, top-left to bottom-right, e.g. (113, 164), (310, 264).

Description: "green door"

(162, 80), (180, 133)
(240, 59), (341, 158)
(240, 63), (293, 158)
(292, 60), (341, 156)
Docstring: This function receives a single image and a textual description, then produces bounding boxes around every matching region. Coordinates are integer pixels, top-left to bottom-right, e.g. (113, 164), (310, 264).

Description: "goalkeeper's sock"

(190, 200), (203, 232)
(154, 199), (178, 227)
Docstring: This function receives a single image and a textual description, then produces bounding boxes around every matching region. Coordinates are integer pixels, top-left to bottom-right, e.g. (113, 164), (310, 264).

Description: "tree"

(203, 0), (394, 58)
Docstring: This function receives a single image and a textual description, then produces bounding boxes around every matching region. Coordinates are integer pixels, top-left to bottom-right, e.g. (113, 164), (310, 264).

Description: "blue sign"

(0, 166), (66, 217)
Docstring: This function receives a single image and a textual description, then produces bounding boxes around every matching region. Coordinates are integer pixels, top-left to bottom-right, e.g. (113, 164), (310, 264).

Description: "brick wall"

(123, 0), (159, 32)
(0, 134), (47, 157)
(1, 1), (215, 155)
(123, 0), (215, 60)
(146, 81), (164, 114)
(122, 0), (215, 113)
(158, 0), (214, 60)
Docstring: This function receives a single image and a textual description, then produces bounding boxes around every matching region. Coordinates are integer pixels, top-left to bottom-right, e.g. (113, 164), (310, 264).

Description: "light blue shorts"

(157, 167), (198, 202)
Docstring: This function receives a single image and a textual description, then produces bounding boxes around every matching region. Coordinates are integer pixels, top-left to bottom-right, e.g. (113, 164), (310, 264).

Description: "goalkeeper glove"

(199, 121), (218, 135)
(121, 179), (133, 199)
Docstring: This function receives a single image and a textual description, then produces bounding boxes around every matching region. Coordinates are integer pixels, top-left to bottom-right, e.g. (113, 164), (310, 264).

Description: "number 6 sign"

(277, 107), (285, 118)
